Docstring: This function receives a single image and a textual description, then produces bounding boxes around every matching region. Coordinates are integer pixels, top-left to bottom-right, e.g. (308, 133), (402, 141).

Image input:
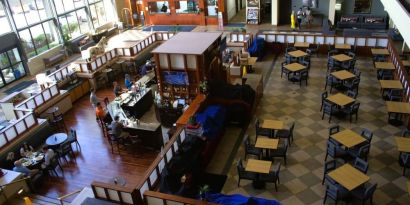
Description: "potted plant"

(198, 184), (210, 201)
(199, 80), (208, 95)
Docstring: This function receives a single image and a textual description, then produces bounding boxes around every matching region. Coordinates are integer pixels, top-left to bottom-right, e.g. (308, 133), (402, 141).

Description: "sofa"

(70, 35), (96, 53)
(337, 15), (387, 30)
(43, 50), (66, 68)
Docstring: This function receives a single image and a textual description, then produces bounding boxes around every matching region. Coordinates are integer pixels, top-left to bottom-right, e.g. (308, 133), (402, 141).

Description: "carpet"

(4, 80), (36, 94)
(142, 25), (196, 32)
(200, 173), (227, 193)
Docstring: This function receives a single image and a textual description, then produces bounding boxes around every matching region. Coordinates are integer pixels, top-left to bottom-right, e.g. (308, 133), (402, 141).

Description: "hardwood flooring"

(36, 86), (158, 200)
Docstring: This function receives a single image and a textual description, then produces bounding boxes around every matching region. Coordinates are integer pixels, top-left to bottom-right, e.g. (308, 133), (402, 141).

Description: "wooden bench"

(43, 50), (65, 68)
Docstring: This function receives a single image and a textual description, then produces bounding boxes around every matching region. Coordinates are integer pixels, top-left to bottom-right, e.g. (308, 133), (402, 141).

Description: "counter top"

(0, 169), (24, 186)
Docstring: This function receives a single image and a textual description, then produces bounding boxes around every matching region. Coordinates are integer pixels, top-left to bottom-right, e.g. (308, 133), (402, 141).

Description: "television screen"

(163, 71), (189, 85)
(303, 0), (317, 8)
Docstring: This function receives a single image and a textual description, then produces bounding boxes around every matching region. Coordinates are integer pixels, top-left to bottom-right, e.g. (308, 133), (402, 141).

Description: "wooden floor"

(36, 86), (158, 200)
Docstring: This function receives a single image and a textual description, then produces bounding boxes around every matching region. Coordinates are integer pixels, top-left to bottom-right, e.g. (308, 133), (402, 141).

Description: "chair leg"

(274, 182), (278, 192)
(237, 179), (240, 187)
(323, 194), (327, 204)
(325, 153), (328, 161)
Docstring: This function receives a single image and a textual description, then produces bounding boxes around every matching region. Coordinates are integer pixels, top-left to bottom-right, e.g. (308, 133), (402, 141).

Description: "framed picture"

(354, 0), (372, 13)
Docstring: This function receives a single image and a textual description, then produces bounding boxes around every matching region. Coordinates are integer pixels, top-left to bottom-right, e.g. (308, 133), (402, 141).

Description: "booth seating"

(43, 50), (66, 68)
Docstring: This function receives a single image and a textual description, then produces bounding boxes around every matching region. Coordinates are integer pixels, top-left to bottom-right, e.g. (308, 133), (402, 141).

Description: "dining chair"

(276, 122), (295, 146)
(342, 102), (360, 123)
(354, 157), (369, 174)
(387, 89), (403, 101)
(347, 90), (358, 99)
(56, 141), (76, 164)
(285, 46), (296, 54)
(347, 51), (356, 59)
(259, 162), (281, 192)
(322, 159), (337, 185)
(361, 128), (373, 144)
(280, 62), (291, 79)
(236, 158), (258, 187)
(43, 155), (64, 177)
(320, 91), (328, 111)
(401, 129), (410, 138)
(108, 131), (123, 154)
(328, 124), (340, 144)
(254, 118), (271, 138)
(399, 153), (410, 176)
(323, 181), (350, 205)
(293, 70), (308, 87)
(322, 101), (339, 123)
(324, 75), (341, 93)
(351, 183), (377, 205)
(345, 78), (360, 94)
(67, 128), (81, 152)
(243, 134), (261, 159)
(270, 141), (288, 165)
(348, 143), (370, 161)
(308, 43), (320, 57)
(325, 139), (348, 162)
(50, 113), (68, 133)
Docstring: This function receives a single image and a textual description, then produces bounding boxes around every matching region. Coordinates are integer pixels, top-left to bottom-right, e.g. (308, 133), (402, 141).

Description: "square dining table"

(331, 129), (366, 148)
(255, 138), (279, 150)
(326, 93), (355, 107)
(288, 50), (308, 58)
(328, 164), (370, 191)
(335, 44), (351, 50)
(245, 159), (272, 174)
(331, 70), (356, 81)
(260, 119), (284, 130)
(395, 137), (410, 153)
(331, 54), (353, 62)
(371, 48), (390, 56)
(374, 62), (395, 70)
(284, 63), (306, 72)
(294, 42), (310, 48)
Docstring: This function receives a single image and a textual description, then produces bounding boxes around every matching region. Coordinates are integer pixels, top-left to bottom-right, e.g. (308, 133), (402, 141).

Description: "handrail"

(57, 189), (83, 205)
(91, 181), (139, 205)
(144, 191), (218, 205)
(387, 38), (410, 102)
(47, 66), (71, 83)
(14, 83), (60, 112)
(229, 32), (253, 49)
(0, 112), (38, 149)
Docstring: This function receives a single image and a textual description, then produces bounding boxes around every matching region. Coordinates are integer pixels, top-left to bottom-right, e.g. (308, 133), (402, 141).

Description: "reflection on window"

(207, 0), (217, 16)
(148, 1), (170, 14)
(90, 1), (107, 27)
(0, 48), (26, 87)
(175, 0), (199, 14)
(19, 19), (59, 57)
(0, 3), (12, 35)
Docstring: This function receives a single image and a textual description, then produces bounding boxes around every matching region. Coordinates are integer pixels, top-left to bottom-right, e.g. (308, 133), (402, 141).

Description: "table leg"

(252, 179), (266, 189)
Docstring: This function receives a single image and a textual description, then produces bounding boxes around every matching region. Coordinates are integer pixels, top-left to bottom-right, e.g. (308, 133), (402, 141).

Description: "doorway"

(278, 0), (291, 25)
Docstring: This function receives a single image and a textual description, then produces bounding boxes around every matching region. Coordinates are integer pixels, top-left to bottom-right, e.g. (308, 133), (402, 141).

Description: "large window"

(148, 1), (170, 14)
(0, 48), (25, 87)
(89, 1), (107, 27)
(0, 2), (12, 35)
(54, 0), (90, 40)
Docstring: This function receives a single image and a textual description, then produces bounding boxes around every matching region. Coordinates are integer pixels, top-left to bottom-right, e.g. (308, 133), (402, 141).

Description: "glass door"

(0, 48), (26, 87)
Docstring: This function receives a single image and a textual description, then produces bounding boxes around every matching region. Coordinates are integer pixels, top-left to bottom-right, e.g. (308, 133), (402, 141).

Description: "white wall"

(381, 0), (410, 46)
(27, 45), (63, 75)
(227, 0), (237, 20)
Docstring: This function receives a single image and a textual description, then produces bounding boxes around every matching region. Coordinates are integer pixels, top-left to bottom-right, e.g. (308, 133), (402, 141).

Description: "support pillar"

(271, 0), (279, 26)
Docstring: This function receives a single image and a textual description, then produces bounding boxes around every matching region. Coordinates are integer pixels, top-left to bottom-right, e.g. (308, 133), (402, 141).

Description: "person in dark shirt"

(113, 81), (124, 97)
(161, 4), (168, 12)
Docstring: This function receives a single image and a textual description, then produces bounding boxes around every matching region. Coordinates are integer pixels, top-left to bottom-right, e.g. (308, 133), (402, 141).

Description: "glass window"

(90, 1), (107, 27)
(30, 24), (48, 54)
(66, 12), (80, 38)
(175, 0), (199, 14)
(76, 8), (89, 33)
(43, 21), (59, 48)
(19, 29), (36, 58)
(0, 48), (26, 87)
(53, 0), (65, 14)
(0, 2), (12, 35)
(148, 1), (170, 14)
(207, 0), (217, 16)
(9, 0), (29, 28)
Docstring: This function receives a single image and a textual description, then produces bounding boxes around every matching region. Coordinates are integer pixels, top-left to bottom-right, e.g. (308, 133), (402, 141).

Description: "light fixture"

(335, 3), (342, 11)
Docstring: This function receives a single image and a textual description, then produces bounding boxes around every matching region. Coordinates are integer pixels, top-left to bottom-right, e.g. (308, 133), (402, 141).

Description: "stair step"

(27, 194), (61, 205)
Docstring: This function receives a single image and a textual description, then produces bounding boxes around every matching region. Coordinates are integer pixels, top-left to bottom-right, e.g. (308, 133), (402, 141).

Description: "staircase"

(8, 194), (61, 205)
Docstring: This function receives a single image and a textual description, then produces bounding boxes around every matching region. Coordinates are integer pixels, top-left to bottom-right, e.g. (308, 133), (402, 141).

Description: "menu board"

(246, 0), (260, 24)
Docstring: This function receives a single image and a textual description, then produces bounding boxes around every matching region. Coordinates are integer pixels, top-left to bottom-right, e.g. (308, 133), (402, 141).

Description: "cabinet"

(68, 80), (90, 103)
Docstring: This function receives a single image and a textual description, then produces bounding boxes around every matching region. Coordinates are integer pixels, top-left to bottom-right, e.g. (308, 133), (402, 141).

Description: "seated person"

(113, 81), (125, 97)
(20, 142), (34, 157)
(140, 60), (152, 76)
(13, 160), (39, 177)
(110, 115), (130, 139)
(124, 74), (133, 90)
(41, 145), (55, 169)
(96, 102), (111, 123)
(4, 152), (16, 170)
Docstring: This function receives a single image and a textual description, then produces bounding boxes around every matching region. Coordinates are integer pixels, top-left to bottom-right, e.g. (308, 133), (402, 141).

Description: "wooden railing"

(47, 66), (71, 82)
(144, 191), (218, 205)
(387, 38), (410, 102)
(91, 181), (139, 205)
(76, 49), (118, 73)
(228, 32), (253, 49)
(0, 112), (38, 148)
(256, 31), (389, 48)
(14, 84), (60, 112)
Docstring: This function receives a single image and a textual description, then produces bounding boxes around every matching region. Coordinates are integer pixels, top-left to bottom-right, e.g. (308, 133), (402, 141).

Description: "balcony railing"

(14, 84), (60, 112)
(0, 112), (38, 148)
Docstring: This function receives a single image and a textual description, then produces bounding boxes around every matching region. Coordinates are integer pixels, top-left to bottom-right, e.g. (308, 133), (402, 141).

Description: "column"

(328, 0), (336, 24)
(271, 0), (278, 25)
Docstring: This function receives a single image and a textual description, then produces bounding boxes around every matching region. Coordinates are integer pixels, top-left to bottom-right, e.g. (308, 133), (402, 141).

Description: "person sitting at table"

(96, 102), (112, 123)
(41, 145), (55, 169)
(20, 142), (34, 157)
(4, 152), (16, 170)
(110, 115), (138, 144)
(124, 74), (133, 90)
(113, 81), (125, 97)
(13, 160), (39, 177)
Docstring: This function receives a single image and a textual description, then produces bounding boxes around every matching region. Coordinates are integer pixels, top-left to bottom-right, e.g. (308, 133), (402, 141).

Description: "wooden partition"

(228, 32), (253, 50)
(76, 49), (118, 73)
(144, 191), (217, 205)
(47, 66), (72, 82)
(256, 31), (389, 48)
(14, 84), (60, 112)
(91, 181), (139, 205)
(0, 112), (38, 148)
(387, 39), (410, 102)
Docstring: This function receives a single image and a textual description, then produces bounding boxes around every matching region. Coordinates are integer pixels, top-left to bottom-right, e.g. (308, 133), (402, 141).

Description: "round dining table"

(46, 133), (68, 146)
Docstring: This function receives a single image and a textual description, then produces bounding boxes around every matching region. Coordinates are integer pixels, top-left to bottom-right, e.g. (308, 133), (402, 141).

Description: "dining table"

(46, 133), (68, 147)
(327, 164), (370, 191)
(386, 101), (410, 126)
(395, 137), (410, 153)
(326, 93), (355, 107)
(245, 159), (272, 189)
(255, 137), (279, 159)
(20, 152), (45, 169)
(331, 129), (367, 149)
(260, 119), (284, 137)
(288, 50), (308, 59)
(331, 54), (353, 62)
(335, 44), (351, 50)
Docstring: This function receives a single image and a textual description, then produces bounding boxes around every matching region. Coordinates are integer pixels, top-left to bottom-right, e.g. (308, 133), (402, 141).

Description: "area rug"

(4, 80), (36, 94)
(142, 25), (196, 32)
(200, 173), (228, 193)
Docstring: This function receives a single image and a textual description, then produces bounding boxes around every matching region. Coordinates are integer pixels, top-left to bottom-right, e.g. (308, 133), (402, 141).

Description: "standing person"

(291, 10), (296, 30)
(90, 88), (99, 108)
(305, 7), (313, 28)
(296, 8), (304, 30)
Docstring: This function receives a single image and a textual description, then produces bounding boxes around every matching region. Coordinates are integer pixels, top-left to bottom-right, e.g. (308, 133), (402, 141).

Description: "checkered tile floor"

(221, 54), (410, 204)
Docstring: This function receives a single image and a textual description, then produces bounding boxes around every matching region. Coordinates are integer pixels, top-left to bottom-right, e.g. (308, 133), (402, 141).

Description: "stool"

(51, 114), (68, 133)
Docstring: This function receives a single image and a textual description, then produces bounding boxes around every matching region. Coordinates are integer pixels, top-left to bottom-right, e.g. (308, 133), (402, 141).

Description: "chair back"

(329, 125), (340, 139)
(364, 183), (378, 200)
(322, 91), (328, 101)
(60, 141), (72, 154)
(351, 102), (360, 112)
(401, 153), (410, 164)
(323, 101), (334, 114)
(327, 140), (338, 157)
(358, 144), (370, 159)
(289, 122), (295, 137)
(274, 162), (281, 178)
(243, 134), (251, 148)
(361, 128), (373, 142)
(347, 90), (357, 99)
(70, 128), (77, 140)
(237, 159), (245, 175)
(326, 182), (339, 200)
(324, 159), (337, 173)
(354, 157), (369, 173)
(402, 129), (410, 138)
